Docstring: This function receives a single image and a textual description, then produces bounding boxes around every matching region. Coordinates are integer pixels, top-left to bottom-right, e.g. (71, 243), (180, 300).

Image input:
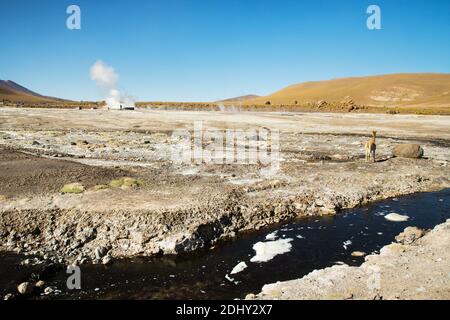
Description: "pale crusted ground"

(0, 108), (449, 264)
(249, 220), (450, 300)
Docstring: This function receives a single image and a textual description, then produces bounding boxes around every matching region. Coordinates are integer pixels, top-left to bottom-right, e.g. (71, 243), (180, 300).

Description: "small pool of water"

(1, 189), (449, 300)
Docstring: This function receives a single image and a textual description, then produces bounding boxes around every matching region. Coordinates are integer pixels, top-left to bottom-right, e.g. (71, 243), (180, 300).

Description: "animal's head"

(372, 130), (377, 137)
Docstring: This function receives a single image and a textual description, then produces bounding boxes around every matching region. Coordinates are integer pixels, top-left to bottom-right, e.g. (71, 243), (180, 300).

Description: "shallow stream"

(1, 189), (449, 300)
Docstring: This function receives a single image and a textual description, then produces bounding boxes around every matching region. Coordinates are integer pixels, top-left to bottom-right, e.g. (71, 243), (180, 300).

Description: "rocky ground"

(0, 108), (449, 267)
(248, 219), (450, 300)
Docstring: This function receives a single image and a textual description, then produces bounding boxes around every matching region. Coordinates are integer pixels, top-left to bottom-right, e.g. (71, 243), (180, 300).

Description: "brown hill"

(216, 94), (260, 103)
(0, 80), (67, 103)
(245, 73), (450, 109)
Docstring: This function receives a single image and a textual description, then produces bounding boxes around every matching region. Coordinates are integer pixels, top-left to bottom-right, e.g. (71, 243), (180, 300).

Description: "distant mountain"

(245, 73), (450, 108)
(0, 80), (68, 103)
(216, 94), (260, 103)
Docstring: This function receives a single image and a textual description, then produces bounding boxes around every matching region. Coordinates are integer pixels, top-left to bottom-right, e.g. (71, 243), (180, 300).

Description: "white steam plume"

(90, 60), (134, 109)
(218, 103), (240, 113)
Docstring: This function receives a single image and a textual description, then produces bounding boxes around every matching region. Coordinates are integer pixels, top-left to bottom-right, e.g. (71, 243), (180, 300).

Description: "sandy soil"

(0, 149), (131, 197)
(248, 220), (450, 300)
(0, 108), (449, 266)
(1, 108), (450, 139)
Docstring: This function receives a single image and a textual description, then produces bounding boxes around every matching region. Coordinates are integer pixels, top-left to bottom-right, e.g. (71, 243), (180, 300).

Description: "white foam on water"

(343, 240), (352, 250)
(265, 231), (278, 241)
(384, 213), (409, 222)
(225, 274), (235, 282)
(230, 262), (248, 275)
(250, 238), (293, 263)
(296, 235), (305, 239)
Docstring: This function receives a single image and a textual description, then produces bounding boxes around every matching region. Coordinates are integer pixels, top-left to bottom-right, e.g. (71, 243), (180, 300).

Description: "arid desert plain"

(0, 107), (449, 299)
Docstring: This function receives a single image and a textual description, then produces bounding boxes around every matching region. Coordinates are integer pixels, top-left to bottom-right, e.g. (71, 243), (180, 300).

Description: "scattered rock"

(392, 144), (424, 159)
(17, 282), (33, 295)
(35, 280), (46, 288)
(60, 183), (85, 194)
(245, 293), (256, 299)
(91, 184), (110, 191)
(102, 255), (113, 265)
(3, 293), (14, 300)
(94, 246), (108, 259)
(317, 100), (328, 108)
(76, 140), (89, 146)
(386, 110), (399, 115)
(395, 226), (425, 245)
(43, 286), (54, 295)
(109, 177), (142, 189)
(351, 251), (366, 257)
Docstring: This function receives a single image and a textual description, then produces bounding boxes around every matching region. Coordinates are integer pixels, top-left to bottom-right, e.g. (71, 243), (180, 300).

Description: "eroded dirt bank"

(249, 219), (450, 300)
(0, 108), (449, 265)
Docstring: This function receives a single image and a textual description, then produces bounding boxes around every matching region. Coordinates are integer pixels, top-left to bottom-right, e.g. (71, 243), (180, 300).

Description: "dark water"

(1, 189), (449, 300)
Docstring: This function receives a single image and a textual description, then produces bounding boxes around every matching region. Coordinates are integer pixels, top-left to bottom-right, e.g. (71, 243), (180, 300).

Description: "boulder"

(44, 287), (55, 295)
(17, 282), (33, 295)
(392, 144), (424, 158)
(351, 251), (366, 257)
(94, 246), (108, 259)
(317, 100), (328, 108)
(395, 226), (425, 245)
(3, 293), (14, 300)
(102, 255), (113, 265)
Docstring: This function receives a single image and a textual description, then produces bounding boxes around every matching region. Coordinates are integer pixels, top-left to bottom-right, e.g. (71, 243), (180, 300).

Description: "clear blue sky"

(1, 0), (450, 102)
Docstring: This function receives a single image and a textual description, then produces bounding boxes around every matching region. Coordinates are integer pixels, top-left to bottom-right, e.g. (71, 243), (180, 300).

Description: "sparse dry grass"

(60, 183), (85, 194)
(109, 177), (143, 189)
(91, 184), (110, 191)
